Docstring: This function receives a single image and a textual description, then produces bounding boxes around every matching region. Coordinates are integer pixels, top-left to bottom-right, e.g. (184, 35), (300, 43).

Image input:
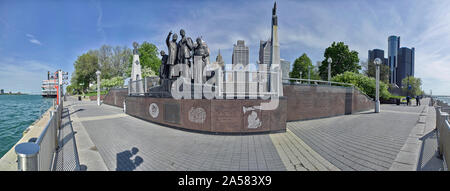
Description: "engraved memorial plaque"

(164, 102), (180, 124)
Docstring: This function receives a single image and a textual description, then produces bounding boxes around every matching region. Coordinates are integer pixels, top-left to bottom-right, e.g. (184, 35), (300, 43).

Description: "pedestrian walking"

(406, 96), (410, 106)
(416, 95), (421, 106)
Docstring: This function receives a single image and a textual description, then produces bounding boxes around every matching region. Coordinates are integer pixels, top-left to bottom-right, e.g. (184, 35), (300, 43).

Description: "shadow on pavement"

(79, 164), (87, 171)
(116, 147), (143, 171)
(53, 108), (81, 171)
(417, 129), (444, 171)
(62, 108), (84, 118)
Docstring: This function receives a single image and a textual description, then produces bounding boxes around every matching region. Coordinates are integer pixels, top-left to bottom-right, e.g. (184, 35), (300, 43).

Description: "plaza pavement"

(63, 96), (440, 171)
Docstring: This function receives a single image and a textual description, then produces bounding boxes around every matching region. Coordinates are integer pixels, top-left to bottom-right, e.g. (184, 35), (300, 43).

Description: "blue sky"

(0, 0), (449, 95)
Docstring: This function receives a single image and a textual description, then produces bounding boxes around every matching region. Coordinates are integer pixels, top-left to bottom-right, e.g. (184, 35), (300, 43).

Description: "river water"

(0, 95), (53, 158)
(437, 97), (450, 104)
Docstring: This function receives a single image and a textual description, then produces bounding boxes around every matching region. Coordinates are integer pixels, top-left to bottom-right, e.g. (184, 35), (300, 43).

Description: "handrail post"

(15, 142), (40, 171)
(436, 106), (442, 130)
(51, 110), (58, 149)
(438, 111), (449, 157)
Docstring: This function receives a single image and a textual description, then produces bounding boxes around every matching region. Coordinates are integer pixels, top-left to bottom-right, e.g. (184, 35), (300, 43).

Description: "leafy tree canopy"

(401, 76), (423, 97)
(126, 41), (160, 77)
(289, 53), (320, 81)
(71, 50), (100, 93)
(362, 60), (390, 84)
(98, 45), (132, 79)
(319, 42), (361, 80)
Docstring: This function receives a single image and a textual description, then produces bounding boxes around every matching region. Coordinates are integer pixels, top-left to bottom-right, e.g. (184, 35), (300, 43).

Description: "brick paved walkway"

(290, 99), (430, 171)
(65, 97), (435, 171)
(68, 98), (285, 171)
(270, 129), (339, 171)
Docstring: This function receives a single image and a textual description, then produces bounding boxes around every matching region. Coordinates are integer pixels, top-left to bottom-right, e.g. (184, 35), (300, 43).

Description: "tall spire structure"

(216, 49), (224, 71)
(269, 2), (281, 96)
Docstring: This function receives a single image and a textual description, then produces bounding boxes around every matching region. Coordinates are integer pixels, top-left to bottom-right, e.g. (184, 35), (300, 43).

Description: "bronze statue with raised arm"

(166, 31), (178, 66)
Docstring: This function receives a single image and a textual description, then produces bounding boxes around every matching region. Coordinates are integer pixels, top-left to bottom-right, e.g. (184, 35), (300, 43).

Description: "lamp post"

(96, 70), (101, 106)
(374, 58), (381, 113)
(327, 57), (332, 85)
(308, 65), (311, 84)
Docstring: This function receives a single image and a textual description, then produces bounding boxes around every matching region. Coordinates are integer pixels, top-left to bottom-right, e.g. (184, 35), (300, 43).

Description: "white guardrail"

(435, 98), (450, 170)
(14, 95), (63, 171)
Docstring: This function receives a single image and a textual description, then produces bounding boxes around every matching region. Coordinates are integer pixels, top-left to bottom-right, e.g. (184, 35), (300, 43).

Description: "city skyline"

(369, 35), (415, 88)
(1, 0), (450, 95)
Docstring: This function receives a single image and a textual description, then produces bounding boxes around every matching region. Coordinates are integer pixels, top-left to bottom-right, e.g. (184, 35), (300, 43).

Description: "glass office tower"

(388, 36), (400, 85)
(396, 47), (415, 87)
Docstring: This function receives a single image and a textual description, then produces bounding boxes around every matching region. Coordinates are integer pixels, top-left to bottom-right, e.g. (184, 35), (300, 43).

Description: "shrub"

(332, 71), (391, 100)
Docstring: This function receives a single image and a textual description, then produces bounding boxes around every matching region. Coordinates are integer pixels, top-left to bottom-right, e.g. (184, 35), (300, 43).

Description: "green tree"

(402, 76), (423, 96)
(363, 60), (390, 84)
(126, 41), (161, 77)
(65, 85), (74, 95)
(71, 50), (100, 93)
(290, 53), (312, 78)
(332, 71), (391, 100)
(141, 67), (157, 78)
(101, 76), (125, 89)
(319, 42), (361, 80)
(98, 45), (132, 79)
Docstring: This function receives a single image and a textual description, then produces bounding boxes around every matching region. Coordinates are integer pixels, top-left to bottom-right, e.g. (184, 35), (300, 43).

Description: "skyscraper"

(259, 39), (271, 66)
(368, 49), (388, 72)
(387, 35), (415, 87)
(216, 49), (225, 71)
(396, 47), (415, 87)
(280, 59), (290, 83)
(388, 36), (400, 85)
(232, 40), (249, 68)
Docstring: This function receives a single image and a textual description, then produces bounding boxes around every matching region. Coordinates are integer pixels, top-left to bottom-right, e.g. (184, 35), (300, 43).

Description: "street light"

(374, 58), (381, 113)
(96, 70), (101, 106)
(308, 65), (311, 84)
(327, 57), (332, 85)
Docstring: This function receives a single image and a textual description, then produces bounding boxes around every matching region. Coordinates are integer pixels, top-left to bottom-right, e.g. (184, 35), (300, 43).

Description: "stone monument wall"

(89, 95), (106, 101)
(103, 88), (128, 108)
(125, 96), (287, 134)
(283, 84), (374, 121)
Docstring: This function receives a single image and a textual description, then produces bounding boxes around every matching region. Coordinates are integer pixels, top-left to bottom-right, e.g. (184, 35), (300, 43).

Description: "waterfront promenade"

(57, 96), (442, 171)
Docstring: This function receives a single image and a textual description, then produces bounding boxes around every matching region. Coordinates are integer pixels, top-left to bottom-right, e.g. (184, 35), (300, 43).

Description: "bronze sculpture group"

(159, 29), (210, 81)
(139, 29), (211, 97)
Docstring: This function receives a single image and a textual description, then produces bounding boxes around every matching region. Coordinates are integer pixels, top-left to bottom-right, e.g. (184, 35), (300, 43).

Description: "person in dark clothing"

(416, 95), (421, 106)
(406, 96), (410, 106)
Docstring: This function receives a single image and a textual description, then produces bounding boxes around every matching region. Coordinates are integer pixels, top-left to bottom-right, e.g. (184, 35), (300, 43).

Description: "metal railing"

(219, 70), (281, 97)
(283, 77), (354, 87)
(15, 95), (63, 171)
(128, 70), (283, 98)
(435, 100), (450, 170)
(283, 77), (377, 102)
(127, 74), (362, 99)
(129, 76), (160, 96)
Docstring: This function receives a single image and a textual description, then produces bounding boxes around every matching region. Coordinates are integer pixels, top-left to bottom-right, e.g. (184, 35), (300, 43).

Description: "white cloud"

(94, 0), (106, 44)
(29, 39), (41, 45)
(25, 33), (42, 45)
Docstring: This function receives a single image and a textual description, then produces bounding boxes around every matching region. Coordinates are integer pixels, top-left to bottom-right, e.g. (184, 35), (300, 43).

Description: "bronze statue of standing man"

(177, 29), (194, 66)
